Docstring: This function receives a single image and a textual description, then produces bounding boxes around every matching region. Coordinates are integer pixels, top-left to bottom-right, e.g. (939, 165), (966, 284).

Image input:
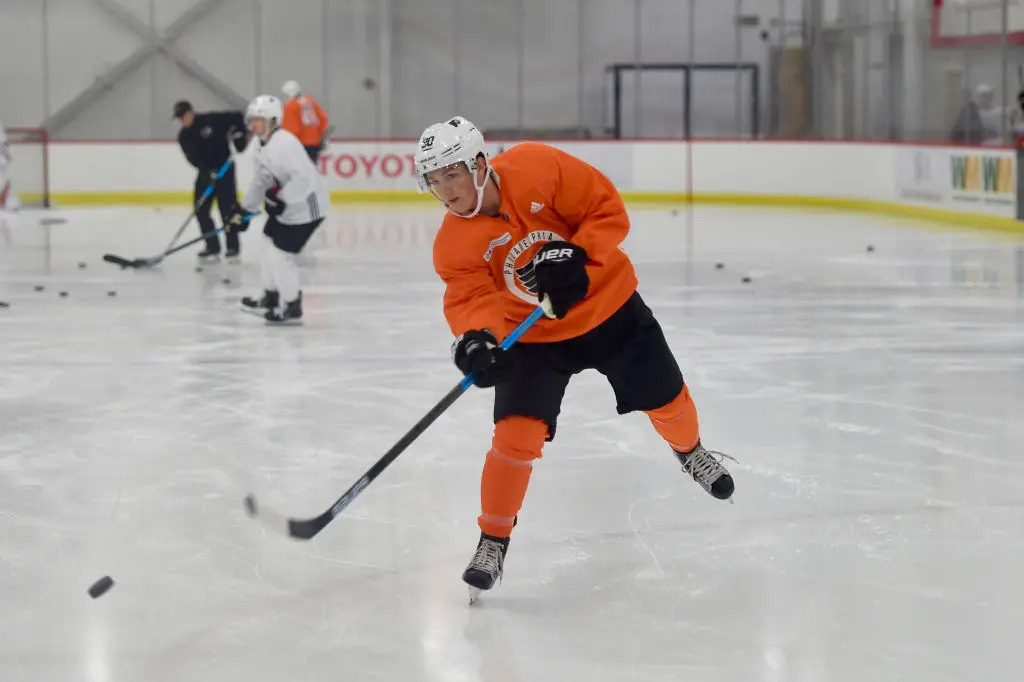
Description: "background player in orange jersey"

(280, 80), (329, 162)
(416, 116), (736, 602)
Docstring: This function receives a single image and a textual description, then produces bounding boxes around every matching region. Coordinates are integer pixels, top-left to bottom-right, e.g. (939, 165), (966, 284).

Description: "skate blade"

(264, 318), (303, 327)
(240, 305), (266, 316)
(468, 586), (483, 605)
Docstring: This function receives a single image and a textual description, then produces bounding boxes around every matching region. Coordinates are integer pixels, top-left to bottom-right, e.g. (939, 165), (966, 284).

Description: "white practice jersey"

(241, 128), (328, 225)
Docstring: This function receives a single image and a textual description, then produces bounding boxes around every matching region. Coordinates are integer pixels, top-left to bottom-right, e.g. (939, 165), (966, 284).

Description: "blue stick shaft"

(160, 158), (236, 254)
(459, 306), (545, 391)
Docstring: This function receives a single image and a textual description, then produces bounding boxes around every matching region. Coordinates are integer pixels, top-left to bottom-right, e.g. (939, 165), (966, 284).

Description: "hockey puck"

(866, 245), (875, 252)
(715, 262), (724, 270)
(670, 209), (679, 216)
(88, 576), (114, 599)
(78, 262), (87, 269)
(0, 301), (9, 308)
(741, 276), (752, 284)
(195, 266), (203, 273)
(243, 494), (258, 517)
(59, 291), (68, 297)
(107, 290), (116, 297)
(34, 285), (44, 292)
(222, 278), (231, 285)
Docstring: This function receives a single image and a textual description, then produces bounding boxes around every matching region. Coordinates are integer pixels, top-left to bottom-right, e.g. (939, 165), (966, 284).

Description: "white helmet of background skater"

(415, 115), (491, 219)
(281, 80), (301, 100)
(245, 94), (284, 143)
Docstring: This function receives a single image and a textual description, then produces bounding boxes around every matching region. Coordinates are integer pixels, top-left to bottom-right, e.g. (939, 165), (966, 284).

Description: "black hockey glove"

(225, 205), (252, 232)
(228, 126), (249, 153)
(532, 242), (590, 319)
(452, 330), (513, 388)
(264, 187), (286, 217)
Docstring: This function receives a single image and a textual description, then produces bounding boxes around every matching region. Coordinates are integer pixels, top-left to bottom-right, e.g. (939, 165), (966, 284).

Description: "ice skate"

(265, 293), (302, 325)
(463, 532), (508, 604)
(675, 441), (736, 501)
(197, 246), (220, 262)
(241, 289), (278, 315)
(225, 247), (240, 263)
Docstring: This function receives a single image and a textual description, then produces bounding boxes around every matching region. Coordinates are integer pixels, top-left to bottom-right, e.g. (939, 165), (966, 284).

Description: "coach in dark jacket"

(174, 100), (249, 259)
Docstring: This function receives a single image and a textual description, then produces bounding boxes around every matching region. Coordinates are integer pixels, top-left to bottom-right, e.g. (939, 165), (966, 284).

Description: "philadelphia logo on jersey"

(503, 230), (565, 303)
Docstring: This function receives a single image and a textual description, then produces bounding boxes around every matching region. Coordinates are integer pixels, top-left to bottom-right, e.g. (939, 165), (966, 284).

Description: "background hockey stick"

(103, 213), (258, 268)
(102, 157), (235, 268)
(244, 304), (549, 540)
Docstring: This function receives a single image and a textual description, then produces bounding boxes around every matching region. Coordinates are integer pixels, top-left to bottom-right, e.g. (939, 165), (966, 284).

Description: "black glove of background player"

(228, 125), (249, 153)
(532, 242), (590, 319)
(452, 330), (513, 388)
(264, 187), (285, 217)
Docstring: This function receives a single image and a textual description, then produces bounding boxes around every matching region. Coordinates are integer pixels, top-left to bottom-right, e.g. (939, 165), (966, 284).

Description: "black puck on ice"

(88, 575), (114, 599)
(195, 266), (203, 273)
(34, 285), (44, 292)
(741, 276), (752, 284)
(59, 291), (68, 297)
(866, 244), (875, 252)
(107, 290), (117, 297)
(243, 494), (257, 517)
(78, 262), (87, 269)
(0, 301), (9, 308)
(715, 262), (724, 270)
(222, 278), (231, 285)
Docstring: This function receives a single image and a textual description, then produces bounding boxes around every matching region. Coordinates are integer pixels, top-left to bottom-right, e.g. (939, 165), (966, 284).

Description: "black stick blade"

(103, 254), (136, 268)
(288, 514), (334, 540)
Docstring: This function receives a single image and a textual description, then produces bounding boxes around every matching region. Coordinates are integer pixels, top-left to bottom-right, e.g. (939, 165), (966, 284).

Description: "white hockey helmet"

(414, 116), (490, 218)
(245, 94), (283, 141)
(282, 80), (301, 100)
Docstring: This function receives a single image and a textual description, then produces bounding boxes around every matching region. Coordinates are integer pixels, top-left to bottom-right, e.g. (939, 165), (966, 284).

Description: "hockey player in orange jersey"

(280, 80), (329, 162)
(417, 116), (735, 602)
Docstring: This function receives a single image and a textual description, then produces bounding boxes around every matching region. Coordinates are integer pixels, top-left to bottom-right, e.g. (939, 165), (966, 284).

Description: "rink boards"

(18, 138), (1024, 232)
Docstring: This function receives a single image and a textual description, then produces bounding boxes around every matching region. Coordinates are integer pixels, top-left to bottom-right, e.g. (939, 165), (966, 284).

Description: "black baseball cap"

(172, 100), (194, 119)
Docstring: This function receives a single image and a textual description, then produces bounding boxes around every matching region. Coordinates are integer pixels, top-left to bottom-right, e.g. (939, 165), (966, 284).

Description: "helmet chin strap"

(447, 162), (492, 219)
(259, 119), (279, 144)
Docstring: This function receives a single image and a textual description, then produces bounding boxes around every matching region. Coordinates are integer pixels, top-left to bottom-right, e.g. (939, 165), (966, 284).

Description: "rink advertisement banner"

(314, 141), (634, 192)
(896, 147), (1016, 216)
(33, 139), (1024, 229)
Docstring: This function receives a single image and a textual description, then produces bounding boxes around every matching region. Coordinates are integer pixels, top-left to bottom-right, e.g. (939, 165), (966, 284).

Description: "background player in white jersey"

(0, 120), (21, 211)
(229, 95), (328, 324)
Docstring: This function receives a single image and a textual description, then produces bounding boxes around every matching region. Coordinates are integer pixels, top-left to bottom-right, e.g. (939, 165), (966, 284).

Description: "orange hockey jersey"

(432, 142), (638, 344)
(281, 96), (329, 147)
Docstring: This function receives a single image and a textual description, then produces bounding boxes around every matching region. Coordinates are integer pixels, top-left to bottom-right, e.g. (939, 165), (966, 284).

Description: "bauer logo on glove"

(531, 242), (590, 319)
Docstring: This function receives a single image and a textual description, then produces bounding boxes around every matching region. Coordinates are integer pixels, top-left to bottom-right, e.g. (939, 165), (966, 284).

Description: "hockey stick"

(244, 304), (549, 540)
(102, 158), (234, 268)
(103, 214), (258, 269)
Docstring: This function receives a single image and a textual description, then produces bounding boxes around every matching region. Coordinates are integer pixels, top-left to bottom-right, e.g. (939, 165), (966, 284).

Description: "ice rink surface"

(1, 204), (1023, 682)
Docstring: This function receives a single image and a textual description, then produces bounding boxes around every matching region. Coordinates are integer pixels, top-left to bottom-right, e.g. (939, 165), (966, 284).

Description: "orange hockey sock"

(645, 384), (700, 453)
(478, 416), (548, 538)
